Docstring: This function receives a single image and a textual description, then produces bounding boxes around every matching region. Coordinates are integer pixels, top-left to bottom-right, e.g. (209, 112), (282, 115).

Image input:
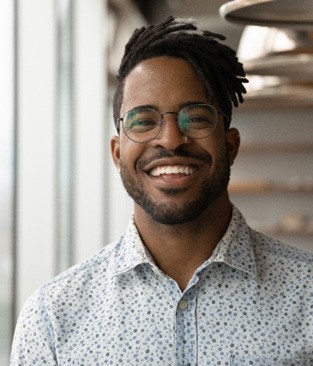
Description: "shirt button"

(178, 299), (188, 310)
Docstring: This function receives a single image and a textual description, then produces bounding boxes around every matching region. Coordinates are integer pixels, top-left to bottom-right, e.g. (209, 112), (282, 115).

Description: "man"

(11, 16), (313, 365)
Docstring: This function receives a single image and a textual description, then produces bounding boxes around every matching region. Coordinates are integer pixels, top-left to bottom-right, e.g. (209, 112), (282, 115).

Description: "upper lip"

(141, 157), (205, 173)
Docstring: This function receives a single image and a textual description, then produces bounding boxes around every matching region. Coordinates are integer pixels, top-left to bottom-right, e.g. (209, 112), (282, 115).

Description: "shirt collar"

(110, 206), (258, 278)
(208, 205), (258, 278)
(109, 216), (156, 277)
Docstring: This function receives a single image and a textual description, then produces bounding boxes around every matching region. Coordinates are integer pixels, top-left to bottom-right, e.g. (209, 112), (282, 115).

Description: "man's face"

(111, 56), (239, 225)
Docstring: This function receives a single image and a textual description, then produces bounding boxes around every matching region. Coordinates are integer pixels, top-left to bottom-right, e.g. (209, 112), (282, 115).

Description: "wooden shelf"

(229, 181), (313, 193)
(239, 142), (313, 154)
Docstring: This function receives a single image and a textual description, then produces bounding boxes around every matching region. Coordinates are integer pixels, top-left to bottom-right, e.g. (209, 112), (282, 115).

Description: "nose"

(152, 112), (187, 150)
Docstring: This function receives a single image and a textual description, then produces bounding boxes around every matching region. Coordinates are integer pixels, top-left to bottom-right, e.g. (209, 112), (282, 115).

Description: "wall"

(231, 108), (313, 253)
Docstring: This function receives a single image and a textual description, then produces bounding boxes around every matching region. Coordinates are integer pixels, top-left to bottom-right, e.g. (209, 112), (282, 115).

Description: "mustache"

(137, 147), (212, 169)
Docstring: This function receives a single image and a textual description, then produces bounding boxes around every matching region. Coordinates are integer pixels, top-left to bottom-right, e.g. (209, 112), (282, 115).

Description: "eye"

(123, 108), (159, 134)
(179, 105), (216, 131)
(189, 115), (211, 123)
(127, 118), (157, 131)
(179, 113), (212, 130)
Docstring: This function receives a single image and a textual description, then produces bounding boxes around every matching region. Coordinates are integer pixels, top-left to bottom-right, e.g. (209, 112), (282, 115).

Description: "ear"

(110, 135), (121, 171)
(225, 128), (240, 166)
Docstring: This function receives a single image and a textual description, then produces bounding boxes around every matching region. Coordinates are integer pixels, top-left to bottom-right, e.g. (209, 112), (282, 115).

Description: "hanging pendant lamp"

(220, 0), (313, 27)
(237, 26), (313, 80)
(241, 75), (313, 109)
(237, 26), (313, 108)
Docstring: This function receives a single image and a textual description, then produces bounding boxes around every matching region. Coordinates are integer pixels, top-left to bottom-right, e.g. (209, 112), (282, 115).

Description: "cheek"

(119, 139), (144, 169)
(210, 129), (229, 160)
(196, 134), (227, 162)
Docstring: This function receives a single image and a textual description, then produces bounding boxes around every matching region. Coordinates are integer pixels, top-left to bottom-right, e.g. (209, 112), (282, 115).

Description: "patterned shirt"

(11, 206), (313, 365)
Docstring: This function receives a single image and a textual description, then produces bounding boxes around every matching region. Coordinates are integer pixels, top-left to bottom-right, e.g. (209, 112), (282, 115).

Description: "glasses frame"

(118, 103), (227, 144)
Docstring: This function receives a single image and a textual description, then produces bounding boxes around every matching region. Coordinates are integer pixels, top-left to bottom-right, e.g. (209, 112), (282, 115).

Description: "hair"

(113, 16), (248, 131)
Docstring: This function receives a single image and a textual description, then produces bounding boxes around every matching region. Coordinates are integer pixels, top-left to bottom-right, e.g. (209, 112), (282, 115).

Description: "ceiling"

(132, 0), (245, 50)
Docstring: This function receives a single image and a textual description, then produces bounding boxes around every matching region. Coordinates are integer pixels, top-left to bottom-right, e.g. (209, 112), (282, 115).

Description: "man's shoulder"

(15, 238), (126, 327)
(36, 238), (124, 300)
(252, 228), (313, 258)
(250, 228), (313, 278)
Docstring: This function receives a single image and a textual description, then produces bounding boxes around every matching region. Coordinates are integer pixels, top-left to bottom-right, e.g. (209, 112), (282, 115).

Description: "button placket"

(176, 290), (198, 366)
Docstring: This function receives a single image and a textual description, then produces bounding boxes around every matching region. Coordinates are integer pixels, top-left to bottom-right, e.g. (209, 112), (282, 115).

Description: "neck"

(134, 193), (232, 291)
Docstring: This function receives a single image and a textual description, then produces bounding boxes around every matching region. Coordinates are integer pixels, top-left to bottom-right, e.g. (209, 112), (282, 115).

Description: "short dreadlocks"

(113, 16), (248, 130)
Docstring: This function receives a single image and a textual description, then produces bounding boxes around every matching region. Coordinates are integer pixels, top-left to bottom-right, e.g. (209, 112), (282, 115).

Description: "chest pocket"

(230, 356), (313, 366)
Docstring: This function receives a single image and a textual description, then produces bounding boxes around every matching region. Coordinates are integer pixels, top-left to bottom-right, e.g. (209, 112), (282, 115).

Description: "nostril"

(153, 134), (188, 151)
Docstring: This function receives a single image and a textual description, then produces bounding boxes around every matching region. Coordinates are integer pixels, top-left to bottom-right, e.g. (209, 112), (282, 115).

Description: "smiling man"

(11, 16), (313, 366)
(111, 55), (240, 290)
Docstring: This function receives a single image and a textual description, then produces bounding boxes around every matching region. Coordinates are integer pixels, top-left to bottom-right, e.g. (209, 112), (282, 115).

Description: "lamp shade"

(237, 26), (313, 108)
(237, 26), (313, 80)
(220, 0), (313, 27)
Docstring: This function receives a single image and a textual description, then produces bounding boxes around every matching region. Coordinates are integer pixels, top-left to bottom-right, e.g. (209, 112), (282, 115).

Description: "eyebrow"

(128, 101), (212, 113)
(178, 101), (210, 109)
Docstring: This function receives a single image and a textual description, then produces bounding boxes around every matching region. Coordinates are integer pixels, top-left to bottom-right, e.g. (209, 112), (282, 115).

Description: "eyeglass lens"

(122, 104), (218, 143)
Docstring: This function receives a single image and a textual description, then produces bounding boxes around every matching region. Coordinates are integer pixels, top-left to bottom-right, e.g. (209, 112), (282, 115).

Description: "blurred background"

(1, 0), (313, 363)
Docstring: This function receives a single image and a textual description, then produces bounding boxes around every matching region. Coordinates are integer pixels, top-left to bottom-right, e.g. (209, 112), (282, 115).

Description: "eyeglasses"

(118, 104), (225, 143)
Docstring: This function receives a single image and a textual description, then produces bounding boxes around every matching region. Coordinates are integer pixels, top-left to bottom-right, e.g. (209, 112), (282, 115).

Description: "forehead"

(121, 56), (211, 114)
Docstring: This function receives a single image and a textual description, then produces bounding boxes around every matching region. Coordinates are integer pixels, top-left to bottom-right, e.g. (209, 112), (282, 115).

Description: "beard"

(119, 148), (231, 225)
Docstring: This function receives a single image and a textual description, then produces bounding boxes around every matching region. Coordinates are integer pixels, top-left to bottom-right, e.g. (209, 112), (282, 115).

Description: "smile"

(149, 165), (197, 177)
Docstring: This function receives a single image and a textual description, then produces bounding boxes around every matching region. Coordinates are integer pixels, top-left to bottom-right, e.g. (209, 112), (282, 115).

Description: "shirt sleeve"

(10, 287), (58, 365)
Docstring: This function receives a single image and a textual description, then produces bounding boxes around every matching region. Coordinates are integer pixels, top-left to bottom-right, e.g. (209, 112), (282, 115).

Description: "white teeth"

(150, 165), (196, 177)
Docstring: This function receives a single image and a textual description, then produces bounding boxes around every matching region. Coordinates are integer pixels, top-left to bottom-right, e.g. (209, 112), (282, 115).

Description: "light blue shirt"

(11, 206), (313, 365)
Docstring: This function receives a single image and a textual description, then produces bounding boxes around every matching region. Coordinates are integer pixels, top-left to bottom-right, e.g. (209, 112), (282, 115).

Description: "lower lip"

(148, 172), (198, 188)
